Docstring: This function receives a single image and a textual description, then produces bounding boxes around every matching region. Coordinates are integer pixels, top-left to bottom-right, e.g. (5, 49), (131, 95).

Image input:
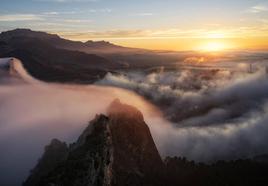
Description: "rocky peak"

(107, 99), (164, 186)
(108, 98), (144, 122)
(24, 100), (164, 186)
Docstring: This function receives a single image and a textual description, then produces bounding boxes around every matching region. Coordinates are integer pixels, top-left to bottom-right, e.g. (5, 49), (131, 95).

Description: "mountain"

(0, 29), (127, 83)
(0, 29), (185, 71)
(0, 29), (60, 41)
(23, 99), (165, 186)
(0, 29), (139, 54)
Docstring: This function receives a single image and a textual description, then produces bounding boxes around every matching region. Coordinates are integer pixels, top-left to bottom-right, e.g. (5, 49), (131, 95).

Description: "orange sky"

(110, 37), (268, 51)
(60, 35), (268, 51)
(58, 26), (268, 51)
(2, 0), (268, 52)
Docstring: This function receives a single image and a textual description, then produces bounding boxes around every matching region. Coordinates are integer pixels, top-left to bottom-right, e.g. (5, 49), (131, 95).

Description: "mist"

(2, 58), (268, 185)
(0, 83), (163, 186)
(96, 61), (268, 162)
(0, 59), (161, 186)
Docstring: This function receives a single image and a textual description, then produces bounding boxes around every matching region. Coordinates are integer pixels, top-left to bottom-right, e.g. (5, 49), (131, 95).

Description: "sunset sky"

(1, 0), (268, 51)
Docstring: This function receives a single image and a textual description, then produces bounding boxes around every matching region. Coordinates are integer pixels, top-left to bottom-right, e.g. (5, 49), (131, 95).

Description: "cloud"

(248, 5), (268, 13)
(63, 19), (93, 23)
(41, 9), (111, 17)
(131, 13), (154, 16)
(55, 26), (268, 41)
(0, 14), (44, 22)
(58, 29), (152, 40)
(88, 8), (112, 13)
(0, 83), (155, 185)
(3, 55), (268, 184)
(0, 59), (160, 185)
(35, 0), (99, 2)
(96, 56), (268, 161)
(43, 11), (60, 15)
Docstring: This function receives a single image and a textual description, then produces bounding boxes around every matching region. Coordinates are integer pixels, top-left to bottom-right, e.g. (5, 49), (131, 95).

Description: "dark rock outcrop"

(24, 100), (164, 186)
(106, 99), (165, 186)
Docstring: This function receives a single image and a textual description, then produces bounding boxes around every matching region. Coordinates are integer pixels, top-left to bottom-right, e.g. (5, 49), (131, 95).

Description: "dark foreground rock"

(23, 100), (165, 186)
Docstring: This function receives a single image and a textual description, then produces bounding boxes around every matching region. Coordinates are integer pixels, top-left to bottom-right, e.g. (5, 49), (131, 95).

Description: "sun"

(199, 41), (228, 52)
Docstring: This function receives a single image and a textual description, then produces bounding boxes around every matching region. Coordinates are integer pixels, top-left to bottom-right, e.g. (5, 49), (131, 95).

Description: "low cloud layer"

(97, 61), (268, 161)
(0, 83), (162, 185)
(2, 58), (268, 185)
(0, 59), (160, 186)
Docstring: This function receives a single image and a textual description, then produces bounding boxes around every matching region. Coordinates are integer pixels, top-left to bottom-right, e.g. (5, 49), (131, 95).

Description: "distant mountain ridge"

(0, 29), (138, 54)
(0, 29), (129, 83)
(0, 29), (186, 74)
(0, 29), (174, 83)
(0, 29), (60, 41)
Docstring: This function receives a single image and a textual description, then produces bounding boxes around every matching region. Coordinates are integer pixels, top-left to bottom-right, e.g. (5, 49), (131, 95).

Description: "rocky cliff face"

(106, 99), (165, 186)
(23, 99), (164, 186)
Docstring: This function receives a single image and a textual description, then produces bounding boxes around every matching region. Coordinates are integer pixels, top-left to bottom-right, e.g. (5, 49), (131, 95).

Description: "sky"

(1, 0), (268, 51)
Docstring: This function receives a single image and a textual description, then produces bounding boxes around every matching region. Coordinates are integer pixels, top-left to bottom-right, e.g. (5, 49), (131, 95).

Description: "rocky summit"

(23, 99), (164, 186)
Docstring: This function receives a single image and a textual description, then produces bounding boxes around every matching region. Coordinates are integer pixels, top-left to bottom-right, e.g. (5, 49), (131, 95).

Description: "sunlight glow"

(199, 41), (229, 52)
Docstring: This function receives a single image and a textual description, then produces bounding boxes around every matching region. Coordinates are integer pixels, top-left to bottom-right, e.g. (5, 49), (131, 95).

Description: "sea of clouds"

(2, 57), (268, 185)
(96, 61), (268, 161)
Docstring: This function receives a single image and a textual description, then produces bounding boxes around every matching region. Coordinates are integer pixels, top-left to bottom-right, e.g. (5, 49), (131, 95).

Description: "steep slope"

(23, 100), (164, 186)
(106, 99), (165, 186)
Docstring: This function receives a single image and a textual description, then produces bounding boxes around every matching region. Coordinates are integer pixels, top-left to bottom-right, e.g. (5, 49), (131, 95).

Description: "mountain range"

(0, 29), (185, 83)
